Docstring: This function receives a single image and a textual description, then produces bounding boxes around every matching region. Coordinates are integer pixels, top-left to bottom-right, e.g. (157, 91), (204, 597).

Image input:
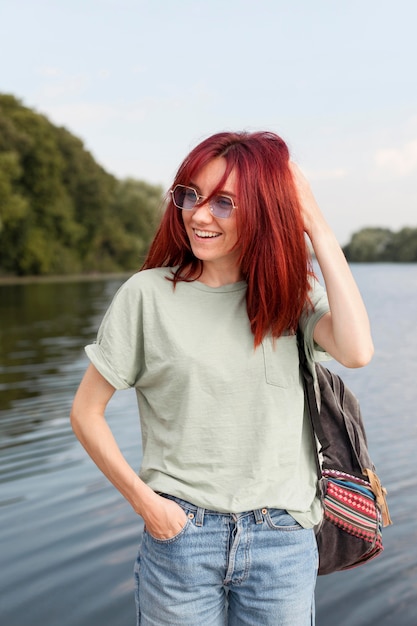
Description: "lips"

(194, 229), (221, 238)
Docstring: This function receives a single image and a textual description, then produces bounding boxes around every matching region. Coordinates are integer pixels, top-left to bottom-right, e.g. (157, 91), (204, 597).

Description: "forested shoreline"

(342, 227), (417, 262)
(0, 94), (163, 276)
(1, 94), (416, 276)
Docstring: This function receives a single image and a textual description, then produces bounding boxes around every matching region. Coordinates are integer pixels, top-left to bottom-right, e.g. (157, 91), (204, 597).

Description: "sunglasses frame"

(170, 184), (238, 219)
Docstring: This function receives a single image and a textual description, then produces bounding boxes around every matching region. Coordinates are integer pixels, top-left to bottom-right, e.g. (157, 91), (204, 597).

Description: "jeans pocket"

(265, 509), (302, 531)
(145, 517), (190, 544)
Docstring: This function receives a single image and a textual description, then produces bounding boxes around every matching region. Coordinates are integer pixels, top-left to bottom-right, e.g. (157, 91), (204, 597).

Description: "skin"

(70, 158), (374, 540)
(181, 157), (242, 287)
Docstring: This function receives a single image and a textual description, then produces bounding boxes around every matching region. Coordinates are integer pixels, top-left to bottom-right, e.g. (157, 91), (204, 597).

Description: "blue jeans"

(134, 494), (318, 625)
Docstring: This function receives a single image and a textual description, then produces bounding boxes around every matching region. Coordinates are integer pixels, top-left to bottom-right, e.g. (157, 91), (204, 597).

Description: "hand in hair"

(289, 162), (327, 241)
(289, 162), (374, 367)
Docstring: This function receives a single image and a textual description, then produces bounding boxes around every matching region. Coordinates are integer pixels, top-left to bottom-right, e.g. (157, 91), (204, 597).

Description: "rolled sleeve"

(299, 278), (332, 364)
(84, 274), (145, 389)
(85, 343), (132, 390)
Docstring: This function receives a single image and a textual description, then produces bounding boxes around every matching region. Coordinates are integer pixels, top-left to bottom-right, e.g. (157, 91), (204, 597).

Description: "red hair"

(142, 131), (313, 346)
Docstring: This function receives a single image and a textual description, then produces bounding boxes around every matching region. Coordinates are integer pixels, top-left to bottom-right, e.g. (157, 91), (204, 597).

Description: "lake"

(0, 265), (416, 625)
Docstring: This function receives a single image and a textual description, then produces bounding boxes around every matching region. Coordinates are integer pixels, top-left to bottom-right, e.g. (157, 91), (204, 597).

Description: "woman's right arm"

(70, 363), (187, 539)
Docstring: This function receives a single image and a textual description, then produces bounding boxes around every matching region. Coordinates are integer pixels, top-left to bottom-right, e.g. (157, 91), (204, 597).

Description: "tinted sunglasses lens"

(212, 196), (234, 218)
(173, 186), (198, 210)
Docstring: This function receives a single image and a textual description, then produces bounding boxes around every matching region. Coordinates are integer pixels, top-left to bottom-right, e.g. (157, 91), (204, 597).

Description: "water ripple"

(1, 269), (417, 625)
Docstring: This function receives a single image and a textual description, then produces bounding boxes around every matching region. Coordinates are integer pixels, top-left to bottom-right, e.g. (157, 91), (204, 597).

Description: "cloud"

(304, 167), (348, 181)
(36, 66), (62, 77)
(35, 68), (114, 100)
(36, 73), (88, 99)
(44, 101), (146, 128)
(40, 91), (197, 133)
(374, 139), (417, 177)
(131, 65), (147, 75)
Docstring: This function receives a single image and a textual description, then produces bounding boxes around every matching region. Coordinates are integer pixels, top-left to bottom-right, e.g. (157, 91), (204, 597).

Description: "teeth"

(194, 229), (220, 238)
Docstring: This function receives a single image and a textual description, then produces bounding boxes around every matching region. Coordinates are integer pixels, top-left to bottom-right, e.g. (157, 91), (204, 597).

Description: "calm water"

(0, 265), (416, 625)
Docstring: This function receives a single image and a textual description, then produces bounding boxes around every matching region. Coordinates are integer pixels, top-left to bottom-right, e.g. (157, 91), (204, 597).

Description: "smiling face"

(181, 157), (242, 286)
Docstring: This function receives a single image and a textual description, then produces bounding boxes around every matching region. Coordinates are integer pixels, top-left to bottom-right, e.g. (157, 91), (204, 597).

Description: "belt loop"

(253, 508), (264, 524)
(195, 506), (205, 527)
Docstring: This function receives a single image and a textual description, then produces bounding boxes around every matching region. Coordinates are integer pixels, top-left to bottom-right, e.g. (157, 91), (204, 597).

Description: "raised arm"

(290, 162), (374, 368)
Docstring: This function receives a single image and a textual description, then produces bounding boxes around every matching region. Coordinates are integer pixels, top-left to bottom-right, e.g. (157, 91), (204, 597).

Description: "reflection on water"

(1, 275), (142, 626)
(1, 279), (116, 413)
(1, 267), (417, 625)
(0, 278), (129, 489)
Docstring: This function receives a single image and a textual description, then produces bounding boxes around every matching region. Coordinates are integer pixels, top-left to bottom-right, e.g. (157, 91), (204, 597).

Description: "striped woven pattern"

(323, 469), (383, 549)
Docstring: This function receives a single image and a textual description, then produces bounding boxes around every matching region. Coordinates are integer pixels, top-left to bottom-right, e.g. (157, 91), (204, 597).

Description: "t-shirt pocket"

(261, 335), (299, 388)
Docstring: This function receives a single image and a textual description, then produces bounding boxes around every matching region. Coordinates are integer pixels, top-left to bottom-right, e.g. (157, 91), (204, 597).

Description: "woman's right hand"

(71, 365), (190, 539)
(141, 493), (188, 540)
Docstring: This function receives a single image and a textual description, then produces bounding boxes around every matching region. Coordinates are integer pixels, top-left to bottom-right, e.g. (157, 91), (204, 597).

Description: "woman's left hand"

(289, 161), (326, 240)
(289, 162), (374, 368)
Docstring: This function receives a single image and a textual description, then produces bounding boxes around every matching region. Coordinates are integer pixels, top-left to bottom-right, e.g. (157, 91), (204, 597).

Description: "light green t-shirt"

(85, 267), (330, 527)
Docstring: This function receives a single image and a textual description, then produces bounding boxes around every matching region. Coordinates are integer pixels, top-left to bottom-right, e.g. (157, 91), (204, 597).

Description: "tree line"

(0, 94), (163, 276)
(343, 227), (417, 262)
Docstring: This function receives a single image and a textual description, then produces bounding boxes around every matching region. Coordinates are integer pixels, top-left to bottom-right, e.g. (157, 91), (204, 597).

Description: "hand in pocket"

(143, 495), (188, 540)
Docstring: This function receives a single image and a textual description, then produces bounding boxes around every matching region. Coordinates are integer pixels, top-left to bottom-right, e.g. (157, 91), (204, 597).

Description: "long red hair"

(142, 131), (313, 346)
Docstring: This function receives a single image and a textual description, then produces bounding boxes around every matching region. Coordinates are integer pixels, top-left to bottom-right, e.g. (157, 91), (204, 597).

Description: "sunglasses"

(170, 184), (238, 219)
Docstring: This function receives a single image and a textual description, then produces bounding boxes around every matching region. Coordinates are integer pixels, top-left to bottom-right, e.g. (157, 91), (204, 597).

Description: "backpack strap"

(297, 329), (330, 456)
(297, 329), (334, 501)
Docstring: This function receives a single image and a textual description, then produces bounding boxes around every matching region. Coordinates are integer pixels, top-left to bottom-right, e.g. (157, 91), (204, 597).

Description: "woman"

(71, 131), (373, 625)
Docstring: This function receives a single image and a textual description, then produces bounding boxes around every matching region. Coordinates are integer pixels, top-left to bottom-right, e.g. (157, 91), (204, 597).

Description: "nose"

(191, 200), (213, 223)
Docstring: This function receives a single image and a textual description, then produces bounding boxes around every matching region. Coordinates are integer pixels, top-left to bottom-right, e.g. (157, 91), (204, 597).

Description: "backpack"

(298, 339), (392, 575)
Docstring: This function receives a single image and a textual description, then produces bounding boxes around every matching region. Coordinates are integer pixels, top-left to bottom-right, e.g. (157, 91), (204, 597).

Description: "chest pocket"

(262, 335), (299, 388)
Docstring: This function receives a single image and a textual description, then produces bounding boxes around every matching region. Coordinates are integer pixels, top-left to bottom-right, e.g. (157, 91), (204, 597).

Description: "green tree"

(343, 228), (394, 262)
(389, 227), (417, 262)
(110, 178), (163, 265)
(0, 151), (29, 272)
(0, 94), (163, 276)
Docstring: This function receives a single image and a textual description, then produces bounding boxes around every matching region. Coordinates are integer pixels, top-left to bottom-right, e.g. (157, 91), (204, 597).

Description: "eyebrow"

(189, 182), (237, 199)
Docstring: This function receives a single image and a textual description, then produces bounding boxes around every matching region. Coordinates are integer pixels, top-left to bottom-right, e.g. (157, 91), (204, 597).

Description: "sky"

(1, 0), (416, 244)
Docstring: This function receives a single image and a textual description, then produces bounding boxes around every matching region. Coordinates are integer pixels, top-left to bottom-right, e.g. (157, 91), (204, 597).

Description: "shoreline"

(1, 262), (416, 286)
(0, 271), (134, 286)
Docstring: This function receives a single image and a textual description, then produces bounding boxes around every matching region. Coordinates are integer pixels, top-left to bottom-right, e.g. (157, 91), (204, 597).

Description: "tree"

(110, 178), (164, 265)
(0, 151), (29, 273)
(343, 227), (417, 262)
(389, 228), (417, 262)
(0, 94), (163, 276)
(343, 228), (394, 262)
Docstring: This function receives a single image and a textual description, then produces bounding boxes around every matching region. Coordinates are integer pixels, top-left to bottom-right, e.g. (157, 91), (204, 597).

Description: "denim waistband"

(159, 492), (268, 526)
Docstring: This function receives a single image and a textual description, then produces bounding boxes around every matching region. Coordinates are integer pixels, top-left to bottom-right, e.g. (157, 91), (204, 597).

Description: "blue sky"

(1, 0), (416, 244)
